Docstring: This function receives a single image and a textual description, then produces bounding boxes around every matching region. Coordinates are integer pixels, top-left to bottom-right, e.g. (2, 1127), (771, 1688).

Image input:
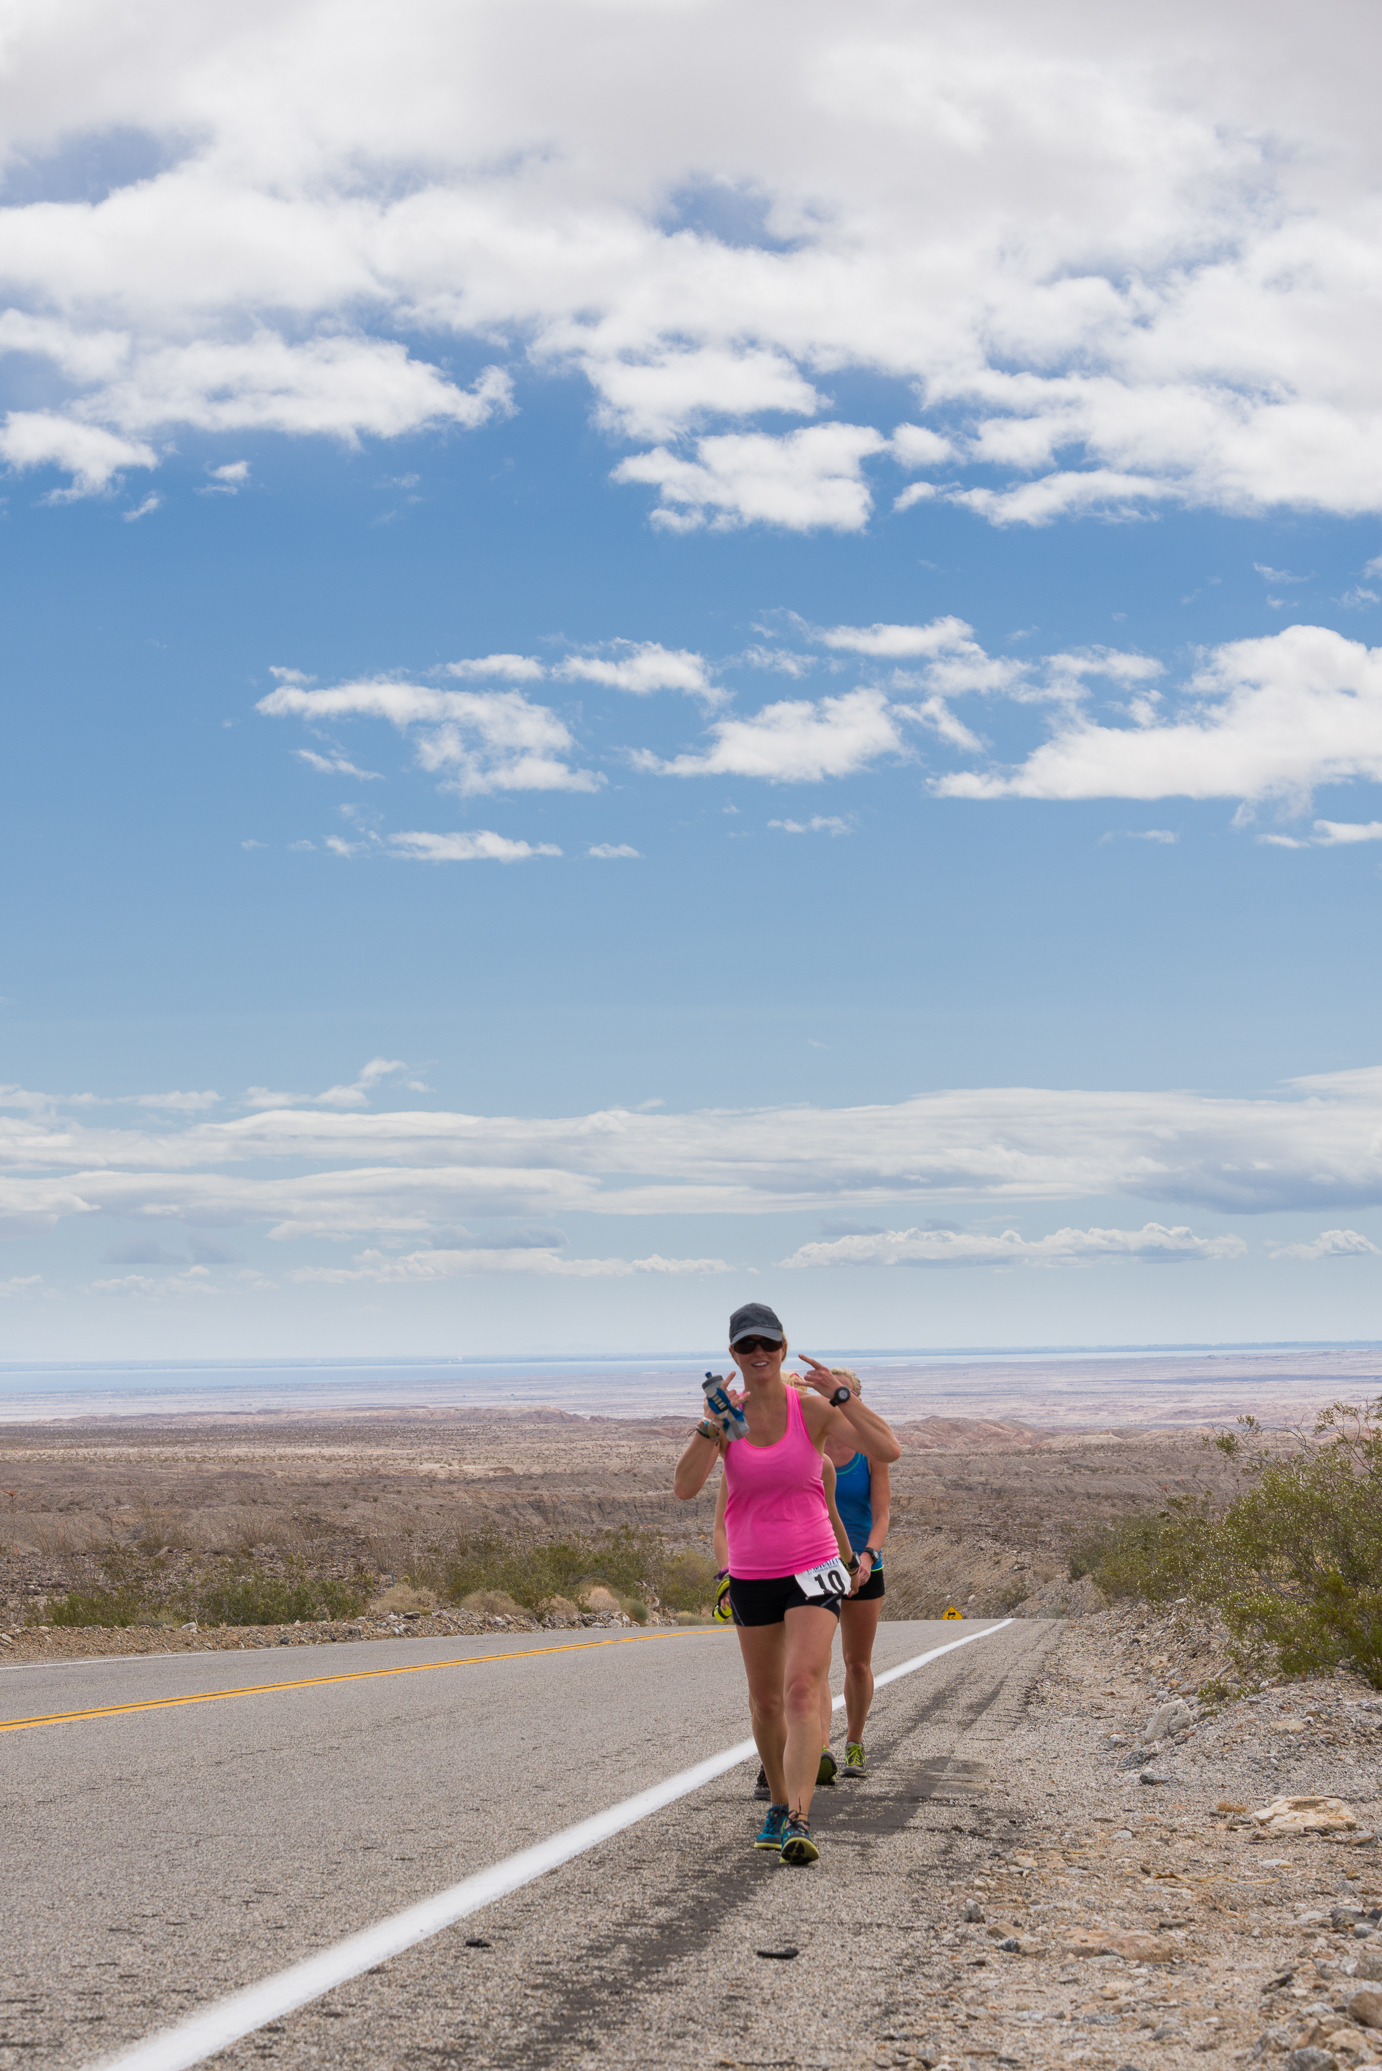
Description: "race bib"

(794, 1558), (852, 1600)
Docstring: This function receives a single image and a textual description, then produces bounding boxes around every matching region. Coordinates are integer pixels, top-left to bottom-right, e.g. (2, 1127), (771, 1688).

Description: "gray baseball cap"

(729, 1301), (785, 1345)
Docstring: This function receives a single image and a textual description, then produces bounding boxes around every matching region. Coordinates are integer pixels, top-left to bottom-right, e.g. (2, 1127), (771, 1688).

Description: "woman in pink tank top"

(675, 1302), (902, 1867)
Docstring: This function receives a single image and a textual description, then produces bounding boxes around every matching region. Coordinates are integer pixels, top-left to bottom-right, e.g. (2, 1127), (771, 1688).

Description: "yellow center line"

(0, 1627), (717, 1735)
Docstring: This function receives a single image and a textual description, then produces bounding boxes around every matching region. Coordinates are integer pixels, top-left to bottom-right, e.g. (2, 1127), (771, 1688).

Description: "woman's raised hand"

(798, 1353), (847, 1396)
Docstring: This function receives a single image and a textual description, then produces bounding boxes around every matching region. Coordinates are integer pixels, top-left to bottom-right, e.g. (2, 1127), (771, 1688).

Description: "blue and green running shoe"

(754, 1803), (790, 1850)
(779, 1817), (819, 1866)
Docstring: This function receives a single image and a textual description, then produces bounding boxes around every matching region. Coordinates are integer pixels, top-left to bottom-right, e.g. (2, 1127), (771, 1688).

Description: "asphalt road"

(1, 1616), (1060, 2069)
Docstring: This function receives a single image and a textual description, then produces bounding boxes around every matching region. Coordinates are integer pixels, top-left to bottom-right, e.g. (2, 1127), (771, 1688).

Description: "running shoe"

(754, 1804), (790, 1850)
(843, 1741), (867, 1777)
(817, 1746), (838, 1786)
(753, 1765), (771, 1801)
(779, 1817), (819, 1866)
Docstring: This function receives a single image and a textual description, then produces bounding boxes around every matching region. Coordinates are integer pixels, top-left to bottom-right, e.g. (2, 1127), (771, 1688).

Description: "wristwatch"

(860, 1547), (878, 1562)
(829, 1384), (853, 1406)
(845, 1555), (860, 1571)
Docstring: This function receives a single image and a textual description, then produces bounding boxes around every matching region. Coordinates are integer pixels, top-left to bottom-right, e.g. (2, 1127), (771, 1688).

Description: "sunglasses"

(733, 1337), (781, 1355)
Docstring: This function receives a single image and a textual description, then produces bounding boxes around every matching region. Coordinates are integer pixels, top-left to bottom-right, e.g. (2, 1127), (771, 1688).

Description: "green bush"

(1078, 1401), (1382, 1690)
(47, 1583), (151, 1628)
(187, 1562), (368, 1627)
(1210, 1404), (1382, 1686)
(417, 1526), (715, 1617)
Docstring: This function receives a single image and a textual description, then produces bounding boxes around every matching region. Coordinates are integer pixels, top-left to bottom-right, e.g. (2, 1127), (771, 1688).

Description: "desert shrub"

(41, 1544), (172, 1627)
(1081, 1499), (1220, 1605)
(46, 1582), (152, 1628)
(186, 1562), (369, 1627)
(996, 1579), (1029, 1612)
(1209, 1403), (1382, 1687)
(621, 1597), (650, 1625)
(417, 1527), (715, 1617)
(1077, 1403), (1382, 1690)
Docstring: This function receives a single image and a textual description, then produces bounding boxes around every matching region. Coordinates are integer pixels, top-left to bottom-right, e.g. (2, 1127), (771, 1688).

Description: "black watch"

(829, 1384), (853, 1406)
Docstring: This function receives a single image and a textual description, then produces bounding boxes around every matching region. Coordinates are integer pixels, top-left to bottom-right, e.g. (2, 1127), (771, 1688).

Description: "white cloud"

(1266, 1228), (1380, 1261)
(259, 677), (600, 794)
(813, 616), (978, 660)
(636, 687), (905, 782)
(1311, 819), (1382, 845)
(122, 492), (160, 520)
(781, 1222), (1247, 1269)
(768, 816), (851, 835)
(293, 1246), (732, 1283)
(892, 425), (954, 469)
(444, 655), (546, 681)
(937, 626), (1382, 804)
(588, 843), (640, 858)
(389, 830), (561, 862)
(90, 1267), (214, 1297)
(558, 642), (718, 700)
(0, 1275), (42, 1297)
(198, 459), (249, 495)
(242, 1058), (417, 1112)
(0, 411), (155, 497)
(295, 748), (383, 780)
(613, 426), (887, 532)
(4, 8), (1382, 520)
(584, 346), (820, 441)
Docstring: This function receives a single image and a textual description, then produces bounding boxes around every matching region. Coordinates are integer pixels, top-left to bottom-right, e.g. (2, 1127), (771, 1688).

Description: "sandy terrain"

(0, 1403), (1269, 1644)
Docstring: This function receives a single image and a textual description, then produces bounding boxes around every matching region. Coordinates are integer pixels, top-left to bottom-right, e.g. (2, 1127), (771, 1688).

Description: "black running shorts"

(728, 1573), (843, 1626)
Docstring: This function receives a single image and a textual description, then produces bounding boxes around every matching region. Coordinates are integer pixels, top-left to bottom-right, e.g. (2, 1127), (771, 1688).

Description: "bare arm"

(856, 1459), (891, 1582)
(713, 1471), (728, 1568)
(821, 1457), (852, 1567)
(674, 1419), (725, 1500)
(797, 1357), (902, 1463)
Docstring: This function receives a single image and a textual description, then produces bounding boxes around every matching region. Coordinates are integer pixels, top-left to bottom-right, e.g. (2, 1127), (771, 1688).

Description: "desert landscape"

(0, 1394), (1319, 1652)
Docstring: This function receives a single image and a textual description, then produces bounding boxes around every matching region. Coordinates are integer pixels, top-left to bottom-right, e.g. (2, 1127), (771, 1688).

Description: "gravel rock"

(1285, 2049), (1338, 2071)
(1255, 1796), (1358, 1835)
(1143, 1699), (1193, 1744)
(1348, 1992), (1382, 2031)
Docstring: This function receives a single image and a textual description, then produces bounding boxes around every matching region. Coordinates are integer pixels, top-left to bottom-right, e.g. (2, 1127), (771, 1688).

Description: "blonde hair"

(786, 1365), (861, 1396)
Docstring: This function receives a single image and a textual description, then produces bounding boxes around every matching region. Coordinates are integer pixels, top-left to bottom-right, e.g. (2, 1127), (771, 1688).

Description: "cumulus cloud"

(781, 1222), (1247, 1269)
(4, 6), (1382, 519)
(1266, 1228), (1380, 1261)
(613, 426), (887, 532)
(389, 830), (562, 862)
(557, 642), (718, 700)
(0, 411), (155, 496)
(444, 655), (545, 682)
(293, 1246), (733, 1282)
(636, 687), (905, 782)
(259, 675), (599, 794)
(768, 816), (851, 835)
(936, 626), (1382, 805)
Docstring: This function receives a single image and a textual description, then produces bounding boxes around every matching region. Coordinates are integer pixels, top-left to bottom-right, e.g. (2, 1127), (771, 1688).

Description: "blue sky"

(2, 0), (1381, 1358)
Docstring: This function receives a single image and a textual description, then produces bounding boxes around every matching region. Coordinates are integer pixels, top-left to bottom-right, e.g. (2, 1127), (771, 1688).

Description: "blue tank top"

(833, 1451), (874, 1553)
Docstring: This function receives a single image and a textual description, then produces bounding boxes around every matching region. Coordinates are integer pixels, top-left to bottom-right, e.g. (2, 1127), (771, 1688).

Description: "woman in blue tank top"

(819, 1368), (890, 1777)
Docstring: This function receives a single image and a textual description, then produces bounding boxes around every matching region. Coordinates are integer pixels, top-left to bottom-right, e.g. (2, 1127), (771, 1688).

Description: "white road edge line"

(92, 1618), (1014, 2071)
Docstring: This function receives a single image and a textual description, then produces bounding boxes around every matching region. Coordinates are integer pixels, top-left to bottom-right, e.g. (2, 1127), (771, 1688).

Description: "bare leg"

(819, 1664), (833, 1751)
(780, 1604), (839, 1820)
(840, 1596), (882, 1743)
(735, 1622), (789, 1803)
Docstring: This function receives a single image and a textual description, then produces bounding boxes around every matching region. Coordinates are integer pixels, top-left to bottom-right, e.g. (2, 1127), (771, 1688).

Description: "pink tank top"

(723, 1387), (839, 1580)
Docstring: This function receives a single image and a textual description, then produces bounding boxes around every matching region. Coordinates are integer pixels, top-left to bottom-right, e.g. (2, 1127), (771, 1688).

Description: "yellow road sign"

(942, 1605), (963, 1620)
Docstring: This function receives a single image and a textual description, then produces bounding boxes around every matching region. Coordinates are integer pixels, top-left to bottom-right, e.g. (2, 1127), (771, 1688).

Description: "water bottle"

(703, 1372), (749, 1442)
